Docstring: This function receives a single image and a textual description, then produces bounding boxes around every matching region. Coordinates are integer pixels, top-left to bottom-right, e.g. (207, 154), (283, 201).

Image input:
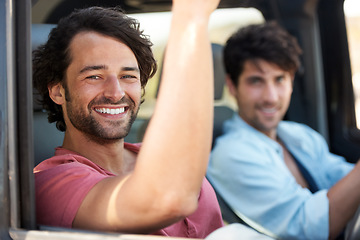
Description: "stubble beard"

(65, 90), (139, 145)
(248, 103), (284, 136)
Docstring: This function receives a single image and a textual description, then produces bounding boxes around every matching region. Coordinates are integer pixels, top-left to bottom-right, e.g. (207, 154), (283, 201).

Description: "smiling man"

(54, 31), (141, 146)
(206, 22), (360, 240)
(33, 0), (224, 237)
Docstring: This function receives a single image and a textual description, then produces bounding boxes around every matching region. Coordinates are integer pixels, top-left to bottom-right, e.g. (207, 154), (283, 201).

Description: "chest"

(279, 141), (310, 189)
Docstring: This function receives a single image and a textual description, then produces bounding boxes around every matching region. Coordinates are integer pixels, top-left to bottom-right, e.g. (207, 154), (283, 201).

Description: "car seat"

(211, 43), (235, 148)
(144, 42), (236, 148)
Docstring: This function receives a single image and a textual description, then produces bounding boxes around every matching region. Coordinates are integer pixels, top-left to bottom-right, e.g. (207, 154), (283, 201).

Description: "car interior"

(30, 0), (241, 232)
(2, 0), (360, 239)
(29, 2), (266, 236)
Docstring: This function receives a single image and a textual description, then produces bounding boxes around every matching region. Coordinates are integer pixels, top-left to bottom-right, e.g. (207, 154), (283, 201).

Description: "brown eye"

(86, 75), (101, 80)
(276, 76), (285, 82)
(121, 75), (136, 79)
(120, 74), (139, 83)
(247, 77), (262, 85)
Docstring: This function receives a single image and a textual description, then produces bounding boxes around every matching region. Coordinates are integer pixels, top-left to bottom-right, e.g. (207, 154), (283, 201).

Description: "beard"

(250, 103), (287, 136)
(64, 88), (139, 144)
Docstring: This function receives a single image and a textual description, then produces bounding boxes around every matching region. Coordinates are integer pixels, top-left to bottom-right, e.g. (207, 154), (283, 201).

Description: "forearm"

(328, 160), (360, 239)
(144, 11), (213, 183)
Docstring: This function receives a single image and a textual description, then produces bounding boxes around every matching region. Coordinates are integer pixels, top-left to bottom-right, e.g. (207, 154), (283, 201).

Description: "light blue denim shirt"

(207, 114), (354, 240)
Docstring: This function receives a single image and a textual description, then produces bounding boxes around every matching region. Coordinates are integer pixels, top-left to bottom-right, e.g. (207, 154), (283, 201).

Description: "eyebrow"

(79, 65), (140, 74)
(122, 66), (140, 73)
(246, 75), (263, 81)
(79, 65), (107, 74)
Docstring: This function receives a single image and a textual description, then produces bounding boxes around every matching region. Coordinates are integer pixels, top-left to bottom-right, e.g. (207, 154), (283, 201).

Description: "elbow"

(159, 192), (199, 219)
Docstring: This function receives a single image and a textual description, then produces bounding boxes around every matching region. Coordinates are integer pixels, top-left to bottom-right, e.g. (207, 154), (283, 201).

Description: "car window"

(344, 0), (360, 129)
(128, 8), (264, 121)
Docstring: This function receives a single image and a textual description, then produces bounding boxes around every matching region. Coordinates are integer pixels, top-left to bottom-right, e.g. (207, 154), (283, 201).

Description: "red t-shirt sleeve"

(35, 160), (108, 228)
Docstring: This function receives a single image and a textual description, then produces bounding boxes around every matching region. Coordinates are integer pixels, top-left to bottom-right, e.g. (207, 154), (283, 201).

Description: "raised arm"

(137, 0), (218, 210)
(134, 0), (219, 227)
(74, 0), (220, 233)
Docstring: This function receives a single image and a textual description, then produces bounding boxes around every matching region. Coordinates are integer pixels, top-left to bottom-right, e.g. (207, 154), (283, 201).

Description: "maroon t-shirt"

(34, 143), (223, 238)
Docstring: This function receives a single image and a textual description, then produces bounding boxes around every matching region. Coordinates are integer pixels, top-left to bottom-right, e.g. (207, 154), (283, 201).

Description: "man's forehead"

(244, 59), (288, 75)
(67, 31), (138, 68)
(68, 31), (132, 56)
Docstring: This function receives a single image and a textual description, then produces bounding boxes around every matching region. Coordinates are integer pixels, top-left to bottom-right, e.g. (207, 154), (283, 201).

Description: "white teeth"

(262, 108), (276, 113)
(95, 107), (125, 115)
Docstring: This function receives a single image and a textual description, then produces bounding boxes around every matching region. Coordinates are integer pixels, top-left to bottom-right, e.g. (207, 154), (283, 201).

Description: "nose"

(263, 82), (279, 103)
(103, 75), (125, 101)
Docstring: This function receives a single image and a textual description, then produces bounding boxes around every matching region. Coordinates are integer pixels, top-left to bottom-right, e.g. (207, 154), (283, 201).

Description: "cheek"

(280, 84), (293, 100)
(72, 82), (102, 102)
(278, 86), (293, 110)
(239, 87), (261, 103)
(127, 82), (142, 103)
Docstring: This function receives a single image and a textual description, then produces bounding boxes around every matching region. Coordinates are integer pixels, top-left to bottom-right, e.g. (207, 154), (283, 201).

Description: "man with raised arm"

(33, 0), (223, 237)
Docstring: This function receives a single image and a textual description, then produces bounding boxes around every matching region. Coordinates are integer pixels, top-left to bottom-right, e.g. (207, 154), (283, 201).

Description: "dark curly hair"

(33, 6), (157, 131)
(223, 21), (302, 86)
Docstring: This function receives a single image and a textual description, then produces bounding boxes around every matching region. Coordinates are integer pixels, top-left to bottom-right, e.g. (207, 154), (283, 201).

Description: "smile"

(260, 107), (277, 114)
(94, 107), (125, 115)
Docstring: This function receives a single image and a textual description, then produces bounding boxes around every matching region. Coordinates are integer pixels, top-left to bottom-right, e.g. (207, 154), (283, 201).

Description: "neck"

(267, 130), (277, 141)
(62, 130), (134, 175)
(257, 127), (277, 140)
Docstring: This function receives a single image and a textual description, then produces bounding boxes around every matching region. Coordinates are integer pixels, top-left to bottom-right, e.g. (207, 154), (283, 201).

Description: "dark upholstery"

(211, 43), (234, 147)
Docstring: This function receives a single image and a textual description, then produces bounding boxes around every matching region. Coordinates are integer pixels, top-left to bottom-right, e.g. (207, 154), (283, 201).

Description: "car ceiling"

(32, 0), (273, 24)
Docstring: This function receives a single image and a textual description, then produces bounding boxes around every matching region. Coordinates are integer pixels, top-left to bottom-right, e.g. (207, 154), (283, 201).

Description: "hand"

(172, 0), (220, 19)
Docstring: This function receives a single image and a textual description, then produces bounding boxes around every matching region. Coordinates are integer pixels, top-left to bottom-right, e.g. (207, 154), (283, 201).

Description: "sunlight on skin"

(106, 175), (130, 226)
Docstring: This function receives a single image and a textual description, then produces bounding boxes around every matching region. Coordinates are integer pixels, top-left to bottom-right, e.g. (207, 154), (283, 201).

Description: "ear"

(225, 75), (237, 98)
(48, 83), (65, 105)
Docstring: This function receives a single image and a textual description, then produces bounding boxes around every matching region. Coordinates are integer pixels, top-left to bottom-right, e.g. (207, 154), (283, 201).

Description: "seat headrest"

(156, 43), (226, 100)
(211, 43), (226, 101)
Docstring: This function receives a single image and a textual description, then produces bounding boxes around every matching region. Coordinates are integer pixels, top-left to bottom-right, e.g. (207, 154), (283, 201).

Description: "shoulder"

(34, 149), (110, 228)
(280, 121), (317, 133)
(217, 117), (261, 148)
(210, 134), (277, 176)
(34, 147), (113, 181)
(213, 121), (275, 161)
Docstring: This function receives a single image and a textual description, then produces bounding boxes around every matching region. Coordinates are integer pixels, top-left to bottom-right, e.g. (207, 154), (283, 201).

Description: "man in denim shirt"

(207, 22), (358, 240)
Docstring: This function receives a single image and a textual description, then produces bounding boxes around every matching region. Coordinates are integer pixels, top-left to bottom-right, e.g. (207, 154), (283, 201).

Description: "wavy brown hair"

(224, 21), (302, 86)
(33, 6), (157, 131)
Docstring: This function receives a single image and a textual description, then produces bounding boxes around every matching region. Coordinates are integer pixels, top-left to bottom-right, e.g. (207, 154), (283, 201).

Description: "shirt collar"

(225, 114), (281, 150)
(225, 114), (304, 150)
